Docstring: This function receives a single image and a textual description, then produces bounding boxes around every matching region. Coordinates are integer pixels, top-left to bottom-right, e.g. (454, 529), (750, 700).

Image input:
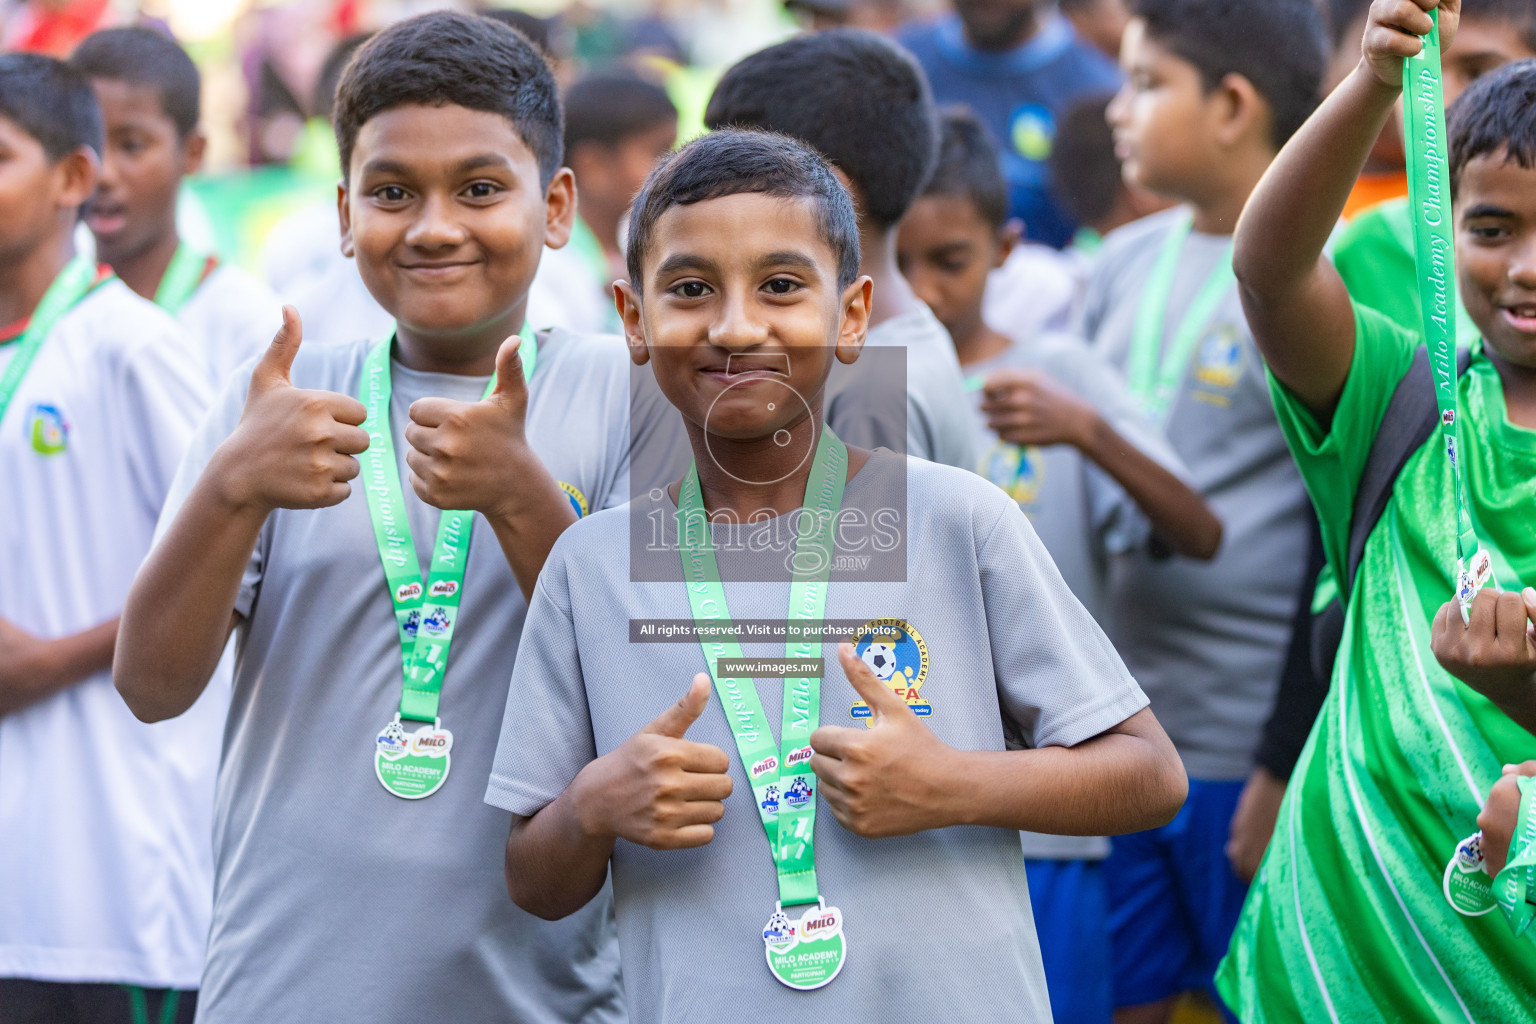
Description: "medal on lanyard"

(360, 324), (537, 799)
(1127, 215), (1236, 426)
(1404, 12), (1493, 621)
(153, 243), (213, 315)
(677, 426), (849, 990)
(0, 256), (100, 427)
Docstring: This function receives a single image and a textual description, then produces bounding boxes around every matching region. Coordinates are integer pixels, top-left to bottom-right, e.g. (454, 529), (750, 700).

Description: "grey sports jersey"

(1085, 208), (1309, 781)
(827, 307), (977, 469)
(162, 330), (629, 1024)
(966, 331), (1185, 858)
(486, 453), (1149, 1024)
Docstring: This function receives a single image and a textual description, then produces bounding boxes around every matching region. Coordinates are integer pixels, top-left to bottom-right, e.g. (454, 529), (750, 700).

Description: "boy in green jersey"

(1217, 0), (1536, 1014)
(1332, 0), (1536, 339)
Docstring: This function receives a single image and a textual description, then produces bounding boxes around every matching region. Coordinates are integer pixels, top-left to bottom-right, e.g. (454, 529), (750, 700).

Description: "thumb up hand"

(220, 306), (370, 512)
(405, 334), (541, 516)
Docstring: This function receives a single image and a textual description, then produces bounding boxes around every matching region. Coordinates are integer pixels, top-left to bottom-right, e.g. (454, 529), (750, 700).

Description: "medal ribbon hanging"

(153, 243), (213, 315)
(1493, 776), (1536, 944)
(1127, 214), (1236, 426)
(0, 256), (100, 426)
(359, 325), (536, 721)
(677, 426), (846, 907)
(1403, 12), (1491, 620)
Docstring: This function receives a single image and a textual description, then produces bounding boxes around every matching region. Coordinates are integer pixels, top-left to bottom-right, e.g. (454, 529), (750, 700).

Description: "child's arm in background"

(115, 308), (370, 722)
(980, 368), (1221, 559)
(1234, 0), (1460, 421)
(808, 645), (1187, 838)
(0, 618), (119, 717)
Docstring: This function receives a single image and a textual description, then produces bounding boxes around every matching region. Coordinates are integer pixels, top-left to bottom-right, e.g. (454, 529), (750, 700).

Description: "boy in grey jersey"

(898, 108), (1219, 1024)
(113, 15), (626, 1023)
(490, 127), (1187, 1024)
(1087, 0), (1325, 1016)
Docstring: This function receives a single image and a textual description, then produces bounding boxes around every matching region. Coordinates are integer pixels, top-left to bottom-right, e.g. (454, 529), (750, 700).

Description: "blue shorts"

(1105, 778), (1248, 1009)
(1026, 857), (1112, 1024)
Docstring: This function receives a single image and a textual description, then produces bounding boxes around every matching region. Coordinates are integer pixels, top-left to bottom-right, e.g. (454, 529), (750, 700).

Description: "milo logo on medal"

(395, 582), (422, 603)
(428, 580), (459, 599)
(751, 755), (779, 779)
(850, 618), (931, 726)
(785, 746), (813, 769)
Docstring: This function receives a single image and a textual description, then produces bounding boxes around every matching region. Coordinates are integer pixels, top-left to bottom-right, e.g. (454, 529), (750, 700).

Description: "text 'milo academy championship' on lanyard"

(1407, 11), (1536, 941)
(0, 256), (101, 427)
(677, 425), (850, 990)
(362, 324), (536, 799)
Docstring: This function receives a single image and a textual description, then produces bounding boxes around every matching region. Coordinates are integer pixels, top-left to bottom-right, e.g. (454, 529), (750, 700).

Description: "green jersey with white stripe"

(1217, 304), (1536, 1020)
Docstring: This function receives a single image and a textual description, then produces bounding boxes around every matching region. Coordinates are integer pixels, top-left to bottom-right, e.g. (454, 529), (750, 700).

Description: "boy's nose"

(404, 195), (470, 250)
(708, 293), (770, 349)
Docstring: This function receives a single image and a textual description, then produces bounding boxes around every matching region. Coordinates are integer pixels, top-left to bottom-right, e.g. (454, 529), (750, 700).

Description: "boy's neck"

(1186, 148), (1273, 236)
(953, 321), (1013, 367)
(1488, 349), (1536, 431)
(0, 228), (76, 330)
(393, 302), (528, 377)
(111, 228), (182, 303)
(679, 412), (831, 520)
(861, 225), (924, 327)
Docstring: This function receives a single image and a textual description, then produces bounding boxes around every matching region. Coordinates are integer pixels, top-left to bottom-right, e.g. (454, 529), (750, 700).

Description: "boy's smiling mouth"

(1498, 301), (1536, 335)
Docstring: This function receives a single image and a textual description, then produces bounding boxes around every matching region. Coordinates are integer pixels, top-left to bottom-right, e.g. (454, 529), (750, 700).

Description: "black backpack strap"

(1309, 344), (1472, 683)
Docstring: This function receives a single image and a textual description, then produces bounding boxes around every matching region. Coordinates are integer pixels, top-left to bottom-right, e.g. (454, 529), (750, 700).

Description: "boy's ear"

(336, 179), (354, 258)
(614, 280), (650, 366)
(834, 275), (873, 365)
(995, 218), (1022, 269)
(543, 166), (578, 251)
(180, 128), (208, 177)
(1213, 73), (1269, 151)
(55, 146), (99, 211)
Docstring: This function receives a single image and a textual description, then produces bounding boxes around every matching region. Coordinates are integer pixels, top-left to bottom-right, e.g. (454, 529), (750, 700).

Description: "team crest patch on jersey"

(980, 441), (1042, 508)
(1192, 324), (1245, 390)
(850, 617), (930, 725)
(559, 481), (589, 518)
(27, 403), (68, 455)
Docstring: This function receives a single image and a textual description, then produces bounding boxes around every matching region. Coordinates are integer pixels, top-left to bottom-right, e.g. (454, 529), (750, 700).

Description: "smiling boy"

(70, 28), (280, 387)
(112, 14), (628, 1023)
(486, 128), (1187, 1024)
(1216, 0), (1536, 1014)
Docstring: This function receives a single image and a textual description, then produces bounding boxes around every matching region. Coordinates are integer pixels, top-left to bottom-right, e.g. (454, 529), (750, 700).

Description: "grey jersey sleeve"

(485, 543), (599, 816)
(980, 499), (1150, 749)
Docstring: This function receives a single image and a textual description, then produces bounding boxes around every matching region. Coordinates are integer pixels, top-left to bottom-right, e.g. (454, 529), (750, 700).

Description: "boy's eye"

(374, 185), (409, 203)
(764, 278), (800, 295)
(1467, 223), (1510, 241)
(464, 181), (502, 199)
(671, 281), (711, 299)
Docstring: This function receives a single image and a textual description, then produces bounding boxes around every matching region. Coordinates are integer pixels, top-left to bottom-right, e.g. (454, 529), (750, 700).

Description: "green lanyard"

(1493, 775), (1536, 942)
(358, 325), (536, 722)
(153, 243), (211, 315)
(1127, 215), (1236, 425)
(0, 256), (99, 427)
(676, 426), (846, 908)
(1404, 13), (1489, 619)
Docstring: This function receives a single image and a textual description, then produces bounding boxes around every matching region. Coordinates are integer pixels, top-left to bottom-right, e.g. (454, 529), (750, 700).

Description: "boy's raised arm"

(1235, 0), (1460, 420)
(115, 308), (371, 721)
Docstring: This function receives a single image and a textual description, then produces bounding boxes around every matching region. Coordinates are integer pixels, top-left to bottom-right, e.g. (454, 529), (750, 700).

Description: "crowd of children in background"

(3, 0), (1536, 1022)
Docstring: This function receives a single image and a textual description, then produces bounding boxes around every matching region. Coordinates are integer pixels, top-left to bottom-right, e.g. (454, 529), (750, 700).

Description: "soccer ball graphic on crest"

(861, 642), (898, 681)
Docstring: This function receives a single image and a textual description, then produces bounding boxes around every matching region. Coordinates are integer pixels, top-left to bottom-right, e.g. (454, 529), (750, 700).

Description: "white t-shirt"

(0, 279), (223, 989)
(179, 263), (283, 389)
(525, 239), (619, 336)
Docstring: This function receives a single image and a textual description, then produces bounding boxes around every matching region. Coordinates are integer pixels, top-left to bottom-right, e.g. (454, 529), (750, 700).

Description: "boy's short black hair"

(0, 52), (103, 161)
(921, 107), (1008, 228)
(1449, 58), (1536, 197)
(1134, 0), (1326, 149)
(703, 29), (938, 230)
(1048, 93), (1121, 229)
(626, 128), (860, 292)
(332, 10), (562, 184)
(564, 71), (676, 155)
(69, 27), (200, 138)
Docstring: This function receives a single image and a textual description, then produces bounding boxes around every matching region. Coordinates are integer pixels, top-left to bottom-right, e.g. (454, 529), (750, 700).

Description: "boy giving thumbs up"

(111, 14), (633, 1023)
